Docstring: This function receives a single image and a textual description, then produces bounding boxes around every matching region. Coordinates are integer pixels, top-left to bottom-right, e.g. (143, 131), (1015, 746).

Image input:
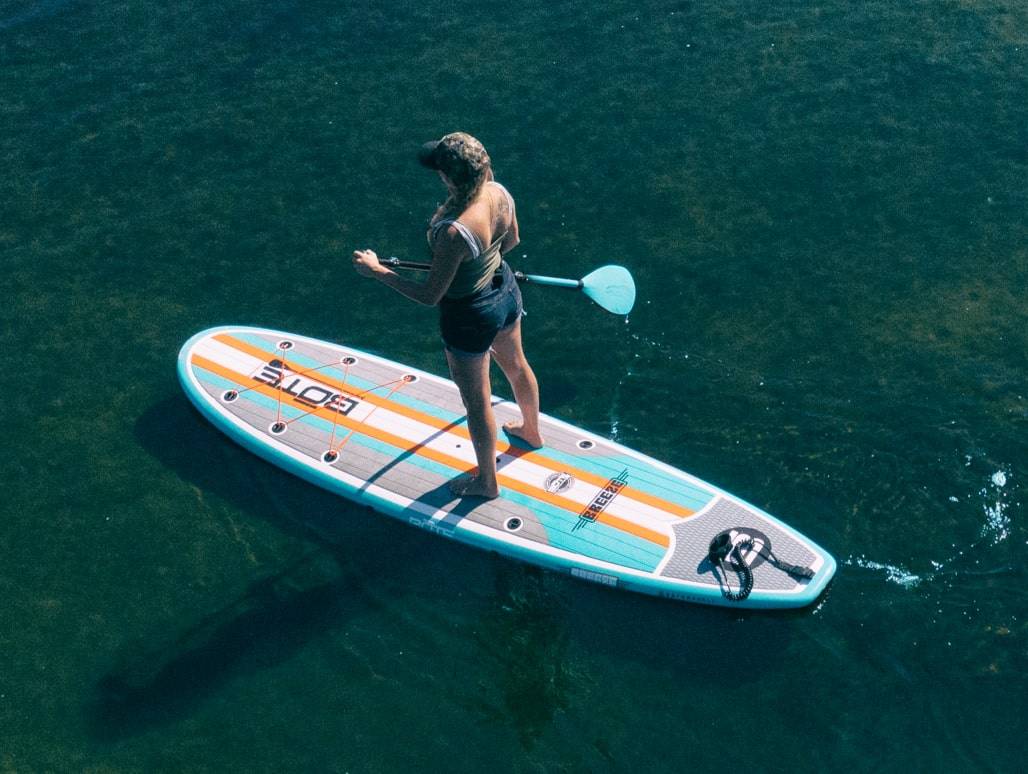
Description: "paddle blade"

(581, 265), (636, 315)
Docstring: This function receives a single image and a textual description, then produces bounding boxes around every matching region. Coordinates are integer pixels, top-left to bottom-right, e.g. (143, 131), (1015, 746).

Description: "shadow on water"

(87, 396), (422, 741)
(588, 576), (796, 680)
(125, 396), (796, 748)
(465, 566), (574, 750)
(571, 587), (800, 680)
(354, 423), (797, 747)
(465, 560), (798, 750)
(88, 551), (358, 742)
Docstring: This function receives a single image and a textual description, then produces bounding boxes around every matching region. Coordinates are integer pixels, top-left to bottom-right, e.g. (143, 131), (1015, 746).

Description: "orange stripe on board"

(213, 332), (695, 520)
(191, 352), (671, 549)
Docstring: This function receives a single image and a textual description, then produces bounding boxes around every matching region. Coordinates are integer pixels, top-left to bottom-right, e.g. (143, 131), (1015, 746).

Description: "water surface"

(2, 1), (1025, 770)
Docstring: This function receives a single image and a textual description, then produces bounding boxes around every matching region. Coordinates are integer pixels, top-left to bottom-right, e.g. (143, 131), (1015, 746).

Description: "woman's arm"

(352, 226), (467, 306)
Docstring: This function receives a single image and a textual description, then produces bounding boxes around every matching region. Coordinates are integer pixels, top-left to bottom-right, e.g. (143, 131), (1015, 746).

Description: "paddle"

(382, 258), (636, 315)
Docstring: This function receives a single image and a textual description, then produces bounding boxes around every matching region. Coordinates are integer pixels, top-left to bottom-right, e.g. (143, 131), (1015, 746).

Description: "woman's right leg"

(490, 318), (544, 448)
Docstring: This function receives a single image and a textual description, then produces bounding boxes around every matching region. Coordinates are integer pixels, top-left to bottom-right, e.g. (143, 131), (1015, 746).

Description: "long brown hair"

(429, 132), (492, 226)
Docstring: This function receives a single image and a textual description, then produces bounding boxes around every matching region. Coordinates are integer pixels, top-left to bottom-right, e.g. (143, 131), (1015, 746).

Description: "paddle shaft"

(383, 257), (583, 289)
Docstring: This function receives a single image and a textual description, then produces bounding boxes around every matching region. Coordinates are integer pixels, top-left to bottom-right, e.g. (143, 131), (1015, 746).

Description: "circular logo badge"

(544, 472), (575, 494)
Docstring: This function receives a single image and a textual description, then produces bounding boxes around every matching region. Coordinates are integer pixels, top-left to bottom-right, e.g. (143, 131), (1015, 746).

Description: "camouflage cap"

(418, 132), (491, 185)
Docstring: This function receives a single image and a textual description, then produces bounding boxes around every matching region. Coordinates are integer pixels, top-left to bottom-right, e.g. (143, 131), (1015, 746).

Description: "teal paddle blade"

(581, 265), (636, 315)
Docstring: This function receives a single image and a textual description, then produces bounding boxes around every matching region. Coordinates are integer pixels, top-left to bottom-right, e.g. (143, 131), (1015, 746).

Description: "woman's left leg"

(445, 349), (500, 498)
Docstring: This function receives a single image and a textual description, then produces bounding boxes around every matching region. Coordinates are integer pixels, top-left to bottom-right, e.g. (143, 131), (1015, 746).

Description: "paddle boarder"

(352, 132), (543, 498)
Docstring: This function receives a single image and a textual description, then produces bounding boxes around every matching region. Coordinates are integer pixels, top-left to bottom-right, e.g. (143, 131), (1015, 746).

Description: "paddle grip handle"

(384, 257), (429, 270)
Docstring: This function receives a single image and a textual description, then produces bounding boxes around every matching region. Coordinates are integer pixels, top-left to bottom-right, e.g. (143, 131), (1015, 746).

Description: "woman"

(352, 132), (542, 499)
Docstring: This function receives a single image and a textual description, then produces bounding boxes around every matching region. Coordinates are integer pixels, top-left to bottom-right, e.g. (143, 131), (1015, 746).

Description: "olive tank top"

(428, 182), (515, 300)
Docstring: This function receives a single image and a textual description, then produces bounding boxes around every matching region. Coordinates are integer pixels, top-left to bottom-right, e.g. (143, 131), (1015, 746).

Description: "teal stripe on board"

(231, 330), (713, 512)
(515, 437), (714, 512)
(194, 365), (665, 572)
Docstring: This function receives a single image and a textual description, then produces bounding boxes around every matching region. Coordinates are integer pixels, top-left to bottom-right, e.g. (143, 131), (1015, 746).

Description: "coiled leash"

(708, 533), (755, 601)
(707, 532), (816, 602)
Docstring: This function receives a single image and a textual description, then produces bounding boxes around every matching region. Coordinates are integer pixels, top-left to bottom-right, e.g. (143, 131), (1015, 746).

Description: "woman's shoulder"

(432, 218), (481, 257)
(430, 216), (456, 234)
(488, 180), (514, 200)
(430, 219), (461, 240)
(486, 181), (515, 219)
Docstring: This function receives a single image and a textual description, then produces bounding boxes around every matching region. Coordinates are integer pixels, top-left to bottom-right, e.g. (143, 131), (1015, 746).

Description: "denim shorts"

(439, 261), (523, 356)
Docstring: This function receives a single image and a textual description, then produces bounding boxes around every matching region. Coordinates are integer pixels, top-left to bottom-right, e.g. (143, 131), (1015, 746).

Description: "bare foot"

(449, 474), (500, 499)
(503, 421), (544, 449)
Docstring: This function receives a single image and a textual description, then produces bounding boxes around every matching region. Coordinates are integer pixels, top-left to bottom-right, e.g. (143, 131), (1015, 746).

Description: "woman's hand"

(352, 249), (383, 278)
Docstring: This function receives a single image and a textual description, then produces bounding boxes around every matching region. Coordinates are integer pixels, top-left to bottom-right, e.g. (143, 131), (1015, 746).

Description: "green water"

(3, 1), (1026, 770)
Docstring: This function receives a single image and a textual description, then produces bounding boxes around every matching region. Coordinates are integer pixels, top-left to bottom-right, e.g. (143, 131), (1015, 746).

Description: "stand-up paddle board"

(178, 326), (836, 608)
